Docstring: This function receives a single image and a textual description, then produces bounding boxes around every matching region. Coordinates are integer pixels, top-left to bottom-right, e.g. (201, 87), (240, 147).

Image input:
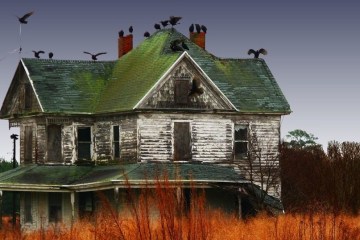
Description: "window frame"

(112, 125), (120, 159)
(234, 124), (249, 158)
(77, 126), (92, 161)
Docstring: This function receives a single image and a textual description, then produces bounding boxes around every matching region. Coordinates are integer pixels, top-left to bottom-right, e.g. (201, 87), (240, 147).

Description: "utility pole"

(10, 134), (18, 228)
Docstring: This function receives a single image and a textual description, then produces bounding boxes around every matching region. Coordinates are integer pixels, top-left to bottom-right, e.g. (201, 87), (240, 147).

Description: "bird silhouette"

(118, 30), (124, 37)
(170, 39), (188, 52)
(169, 16), (181, 27)
(189, 78), (204, 97)
(32, 50), (45, 59)
(48, 52), (54, 59)
(83, 51), (107, 61)
(181, 41), (189, 50)
(195, 24), (201, 33)
(160, 20), (169, 28)
(17, 11), (34, 24)
(129, 26), (133, 34)
(189, 24), (194, 33)
(144, 31), (150, 38)
(248, 48), (268, 58)
(201, 25), (207, 33)
(154, 23), (161, 30)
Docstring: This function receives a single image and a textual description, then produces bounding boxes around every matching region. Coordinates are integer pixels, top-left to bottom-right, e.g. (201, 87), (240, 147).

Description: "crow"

(17, 11), (34, 24)
(129, 26), (133, 33)
(201, 25), (207, 33)
(248, 48), (268, 58)
(189, 78), (204, 97)
(189, 24), (194, 33)
(144, 31), (150, 38)
(83, 51), (107, 61)
(181, 41), (189, 50)
(32, 50), (45, 59)
(195, 24), (201, 33)
(170, 39), (183, 52)
(169, 16), (181, 27)
(48, 52), (54, 59)
(154, 23), (161, 30)
(118, 30), (124, 37)
(160, 20), (169, 28)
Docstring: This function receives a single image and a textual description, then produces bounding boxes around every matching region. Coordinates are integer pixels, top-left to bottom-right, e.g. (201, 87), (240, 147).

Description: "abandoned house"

(0, 28), (290, 229)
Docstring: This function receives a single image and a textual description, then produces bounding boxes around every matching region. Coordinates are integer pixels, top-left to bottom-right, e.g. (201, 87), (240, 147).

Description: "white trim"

(21, 59), (44, 112)
(133, 51), (188, 109)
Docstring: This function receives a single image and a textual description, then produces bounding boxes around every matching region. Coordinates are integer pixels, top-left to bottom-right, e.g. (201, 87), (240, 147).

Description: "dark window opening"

(173, 122), (191, 161)
(24, 192), (32, 223)
(78, 127), (91, 161)
(24, 126), (33, 163)
(47, 125), (62, 162)
(113, 126), (120, 159)
(79, 192), (95, 219)
(234, 125), (248, 158)
(174, 79), (189, 104)
(24, 84), (32, 110)
(49, 193), (62, 223)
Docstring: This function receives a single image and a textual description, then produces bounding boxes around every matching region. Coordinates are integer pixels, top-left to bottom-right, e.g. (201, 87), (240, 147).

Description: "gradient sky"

(0, 0), (359, 160)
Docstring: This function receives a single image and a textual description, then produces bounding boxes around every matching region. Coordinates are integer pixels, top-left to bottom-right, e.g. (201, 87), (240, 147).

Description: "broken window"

(48, 193), (62, 223)
(113, 126), (120, 159)
(47, 125), (62, 162)
(77, 127), (91, 161)
(24, 84), (32, 110)
(234, 125), (248, 158)
(173, 122), (191, 161)
(24, 126), (33, 163)
(24, 192), (32, 223)
(174, 79), (189, 104)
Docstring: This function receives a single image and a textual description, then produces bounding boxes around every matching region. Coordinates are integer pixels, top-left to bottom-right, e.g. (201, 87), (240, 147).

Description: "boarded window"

(47, 125), (62, 162)
(24, 192), (32, 223)
(234, 125), (248, 158)
(24, 84), (32, 110)
(24, 126), (33, 163)
(49, 193), (62, 223)
(173, 122), (191, 161)
(78, 127), (91, 161)
(113, 126), (120, 159)
(79, 192), (94, 219)
(174, 79), (189, 104)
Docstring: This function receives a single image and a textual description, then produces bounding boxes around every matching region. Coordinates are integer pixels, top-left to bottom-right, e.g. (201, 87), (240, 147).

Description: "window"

(78, 127), (91, 161)
(173, 122), (191, 161)
(24, 84), (32, 110)
(24, 192), (32, 223)
(79, 192), (94, 219)
(47, 125), (62, 162)
(234, 125), (248, 158)
(113, 126), (120, 159)
(24, 126), (33, 163)
(174, 79), (189, 104)
(49, 193), (62, 223)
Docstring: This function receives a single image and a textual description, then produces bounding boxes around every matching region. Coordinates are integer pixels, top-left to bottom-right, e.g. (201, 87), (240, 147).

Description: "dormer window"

(174, 79), (189, 104)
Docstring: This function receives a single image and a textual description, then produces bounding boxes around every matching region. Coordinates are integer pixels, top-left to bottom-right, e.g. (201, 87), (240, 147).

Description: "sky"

(0, 0), (359, 160)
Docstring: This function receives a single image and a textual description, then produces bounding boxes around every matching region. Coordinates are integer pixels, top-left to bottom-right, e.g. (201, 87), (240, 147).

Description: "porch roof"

(0, 163), (246, 192)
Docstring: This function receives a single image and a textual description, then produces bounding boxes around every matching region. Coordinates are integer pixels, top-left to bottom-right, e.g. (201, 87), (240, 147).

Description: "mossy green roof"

(21, 29), (290, 115)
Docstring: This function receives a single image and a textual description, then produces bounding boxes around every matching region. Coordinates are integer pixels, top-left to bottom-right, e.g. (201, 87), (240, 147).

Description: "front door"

(173, 122), (191, 161)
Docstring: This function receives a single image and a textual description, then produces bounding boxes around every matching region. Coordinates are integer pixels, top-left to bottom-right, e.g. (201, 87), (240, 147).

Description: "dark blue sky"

(0, 0), (359, 159)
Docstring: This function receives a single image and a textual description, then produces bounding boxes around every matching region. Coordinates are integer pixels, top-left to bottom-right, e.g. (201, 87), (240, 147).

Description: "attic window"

(24, 84), (32, 110)
(174, 79), (189, 104)
(234, 125), (248, 158)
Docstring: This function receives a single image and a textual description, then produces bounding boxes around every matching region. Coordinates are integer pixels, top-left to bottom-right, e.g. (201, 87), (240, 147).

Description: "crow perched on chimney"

(189, 24), (194, 33)
(83, 51), (107, 61)
(189, 78), (204, 97)
(48, 52), (54, 59)
(201, 25), (207, 33)
(154, 23), (161, 30)
(248, 48), (268, 58)
(118, 30), (124, 37)
(169, 16), (181, 27)
(32, 50), (45, 58)
(129, 26), (133, 34)
(144, 31), (150, 38)
(17, 11), (34, 24)
(195, 24), (201, 33)
(160, 20), (169, 28)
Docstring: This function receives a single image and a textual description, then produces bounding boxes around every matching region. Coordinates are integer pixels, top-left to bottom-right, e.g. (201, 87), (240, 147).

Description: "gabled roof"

(3, 29), (290, 116)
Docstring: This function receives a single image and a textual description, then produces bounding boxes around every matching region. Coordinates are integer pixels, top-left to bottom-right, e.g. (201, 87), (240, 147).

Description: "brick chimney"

(118, 34), (133, 58)
(190, 32), (206, 49)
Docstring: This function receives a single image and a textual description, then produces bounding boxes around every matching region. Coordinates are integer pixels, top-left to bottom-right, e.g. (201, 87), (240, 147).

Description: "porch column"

(114, 187), (119, 214)
(0, 190), (2, 229)
(70, 192), (75, 225)
(237, 192), (242, 219)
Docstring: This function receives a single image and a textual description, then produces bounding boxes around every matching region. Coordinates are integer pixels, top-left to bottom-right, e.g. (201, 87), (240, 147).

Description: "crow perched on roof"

(144, 31), (150, 38)
(32, 50), (45, 58)
(201, 25), (207, 33)
(189, 24), (194, 33)
(129, 26), (133, 33)
(83, 51), (107, 61)
(118, 30), (124, 37)
(248, 48), (268, 58)
(169, 16), (181, 27)
(48, 52), (54, 59)
(170, 39), (189, 52)
(189, 78), (204, 97)
(17, 11), (34, 24)
(154, 23), (161, 30)
(160, 20), (169, 28)
(195, 24), (201, 33)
